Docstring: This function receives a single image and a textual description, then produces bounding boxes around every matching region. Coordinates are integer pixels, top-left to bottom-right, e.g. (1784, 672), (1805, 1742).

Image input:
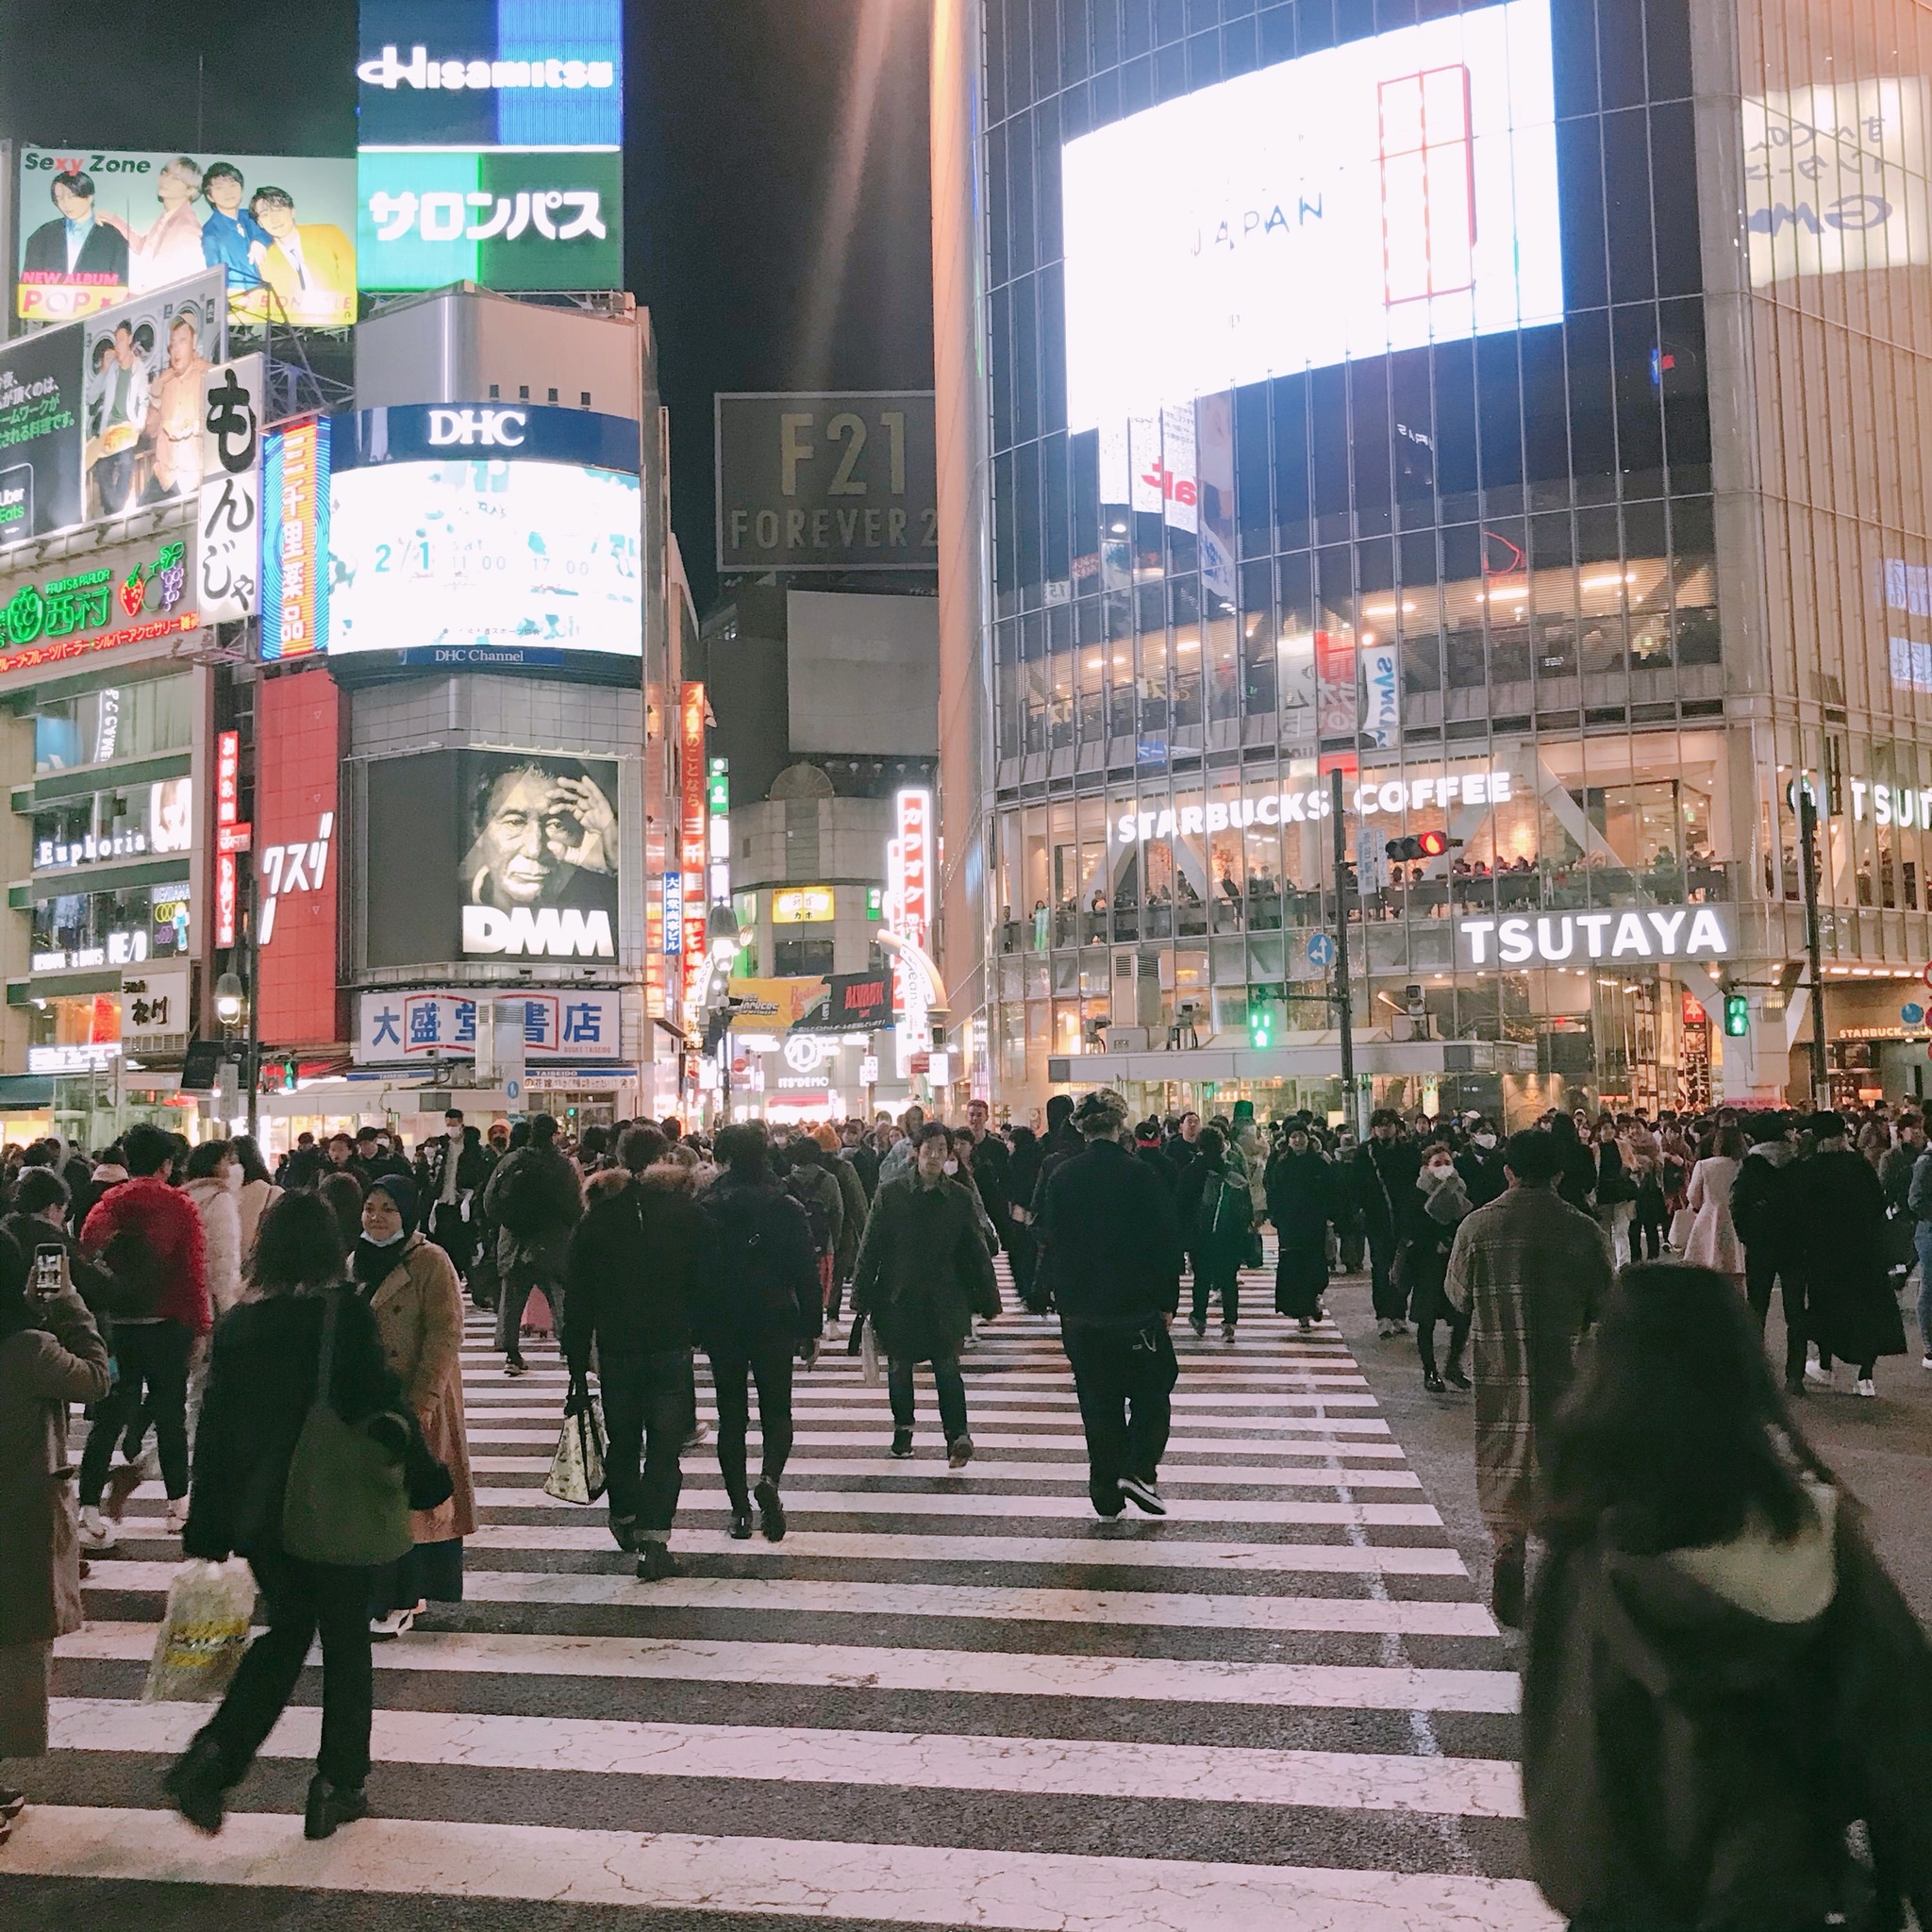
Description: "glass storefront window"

(31, 774), (194, 874)
(30, 880), (191, 973)
(31, 675), (193, 775)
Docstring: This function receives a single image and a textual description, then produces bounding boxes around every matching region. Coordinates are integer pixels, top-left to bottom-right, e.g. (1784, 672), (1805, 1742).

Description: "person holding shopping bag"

(350, 1173), (475, 1639)
(0, 1227), (109, 1834)
(165, 1191), (448, 1842)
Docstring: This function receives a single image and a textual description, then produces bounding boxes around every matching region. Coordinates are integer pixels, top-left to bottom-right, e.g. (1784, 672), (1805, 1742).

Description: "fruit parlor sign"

(0, 533), (201, 673)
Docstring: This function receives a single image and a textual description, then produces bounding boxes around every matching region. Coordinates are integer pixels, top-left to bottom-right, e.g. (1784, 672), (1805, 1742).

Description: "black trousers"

(1417, 1304), (1470, 1378)
(1368, 1229), (1406, 1320)
(601, 1346), (694, 1537)
(426, 1203), (474, 1277)
(1745, 1250), (1808, 1383)
(79, 1318), (193, 1505)
(1061, 1322), (1177, 1508)
(195, 1550), (373, 1790)
(1191, 1257), (1240, 1326)
(495, 1270), (564, 1358)
(708, 1336), (796, 1511)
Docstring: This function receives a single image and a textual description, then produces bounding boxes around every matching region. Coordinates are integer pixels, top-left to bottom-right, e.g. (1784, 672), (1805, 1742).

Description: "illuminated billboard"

(1058, 0), (1563, 430)
(357, 0), (624, 293)
(262, 405), (641, 670)
(16, 147), (357, 325)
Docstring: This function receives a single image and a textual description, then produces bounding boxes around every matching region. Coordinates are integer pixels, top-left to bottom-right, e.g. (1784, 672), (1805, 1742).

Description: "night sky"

(0, 0), (936, 613)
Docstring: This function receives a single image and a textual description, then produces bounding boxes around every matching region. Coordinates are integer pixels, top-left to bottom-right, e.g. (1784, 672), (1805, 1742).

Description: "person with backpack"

(778, 1135), (844, 1325)
(851, 1122), (1001, 1467)
(563, 1126), (703, 1576)
(1174, 1124), (1251, 1340)
(480, 1113), (584, 1377)
(691, 1124), (821, 1546)
(75, 1122), (208, 1549)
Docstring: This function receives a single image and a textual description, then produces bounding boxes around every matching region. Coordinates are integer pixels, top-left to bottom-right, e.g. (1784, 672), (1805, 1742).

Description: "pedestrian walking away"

(482, 1113), (584, 1376)
(75, 1122), (209, 1550)
(693, 1124), (822, 1552)
(1795, 1112), (1907, 1397)
(562, 1126), (702, 1573)
(1681, 1124), (1746, 1294)
(851, 1122), (1000, 1467)
(1523, 1261), (1932, 1932)
(0, 1226), (109, 1830)
(1443, 1126), (1611, 1626)
(1038, 1090), (1184, 1518)
(1174, 1124), (1251, 1340)
(1353, 1110), (1421, 1334)
(351, 1173), (476, 1638)
(164, 1191), (451, 1844)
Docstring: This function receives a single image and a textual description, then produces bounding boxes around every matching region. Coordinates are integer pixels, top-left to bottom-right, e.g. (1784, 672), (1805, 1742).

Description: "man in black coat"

(414, 1109), (492, 1278)
(562, 1125), (702, 1576)
(1731, 1112), (1806, 1392)
(1039, 1089), (1185, 1519)
(1353, 1109), (1421, 1334)
(482, 1112), (585, 1376)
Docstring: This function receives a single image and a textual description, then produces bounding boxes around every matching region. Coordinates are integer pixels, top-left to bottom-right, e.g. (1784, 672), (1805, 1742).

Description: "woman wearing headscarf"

(349, 1172), (474, 1638)
(0, 1225), (108, 1832)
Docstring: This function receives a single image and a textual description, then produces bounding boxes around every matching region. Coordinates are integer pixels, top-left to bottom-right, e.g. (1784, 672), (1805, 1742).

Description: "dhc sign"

(426, 408), (526, 448)
(1458, 908), (1736, 967)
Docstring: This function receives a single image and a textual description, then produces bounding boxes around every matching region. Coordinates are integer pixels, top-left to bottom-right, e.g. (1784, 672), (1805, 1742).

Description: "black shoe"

(0, 1788), (25, 1821)
(609, 1515), (640, 1554)
(1443, 1362), (1470, 1391)
(728, 1507), (754, 1541)
(636, 1541), (682, 1581)
(890, 1428), (914, 1457)
(304, 1774), (370, 1841)
(1117, 1474), (1166, 1515)
(1424, 1371), (1446, 1392)
(754, 1476), (787, 1542)
(1189, 1314), (1207, 1338)
(1297, 1318), (1313, 1335)
(947, 1435), (974, 1470)
(1786, 1374), (1807, 1399)
(504, 1355), (526, 1378)
(162, 1738), (227, 1836)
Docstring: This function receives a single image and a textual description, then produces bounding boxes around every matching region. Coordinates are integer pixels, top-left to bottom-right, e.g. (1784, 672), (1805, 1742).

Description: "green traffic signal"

(1723, 992), (1749, 1037)
(1248, 1002), (1273, 1050)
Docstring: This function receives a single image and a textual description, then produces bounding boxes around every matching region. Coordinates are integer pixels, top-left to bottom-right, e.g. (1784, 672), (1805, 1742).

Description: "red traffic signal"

(1385, 830), (1457, 862)
(1417, 828), (1449, 858)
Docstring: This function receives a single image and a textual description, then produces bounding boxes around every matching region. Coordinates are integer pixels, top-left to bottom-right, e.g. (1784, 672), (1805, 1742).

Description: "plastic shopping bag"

(860, 1317), (882, 1389)
(543, 1392), (608, 1505)
(142, 1559), (256, 1703)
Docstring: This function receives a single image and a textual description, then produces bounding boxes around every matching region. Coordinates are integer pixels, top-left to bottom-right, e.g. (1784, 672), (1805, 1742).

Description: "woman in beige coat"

(349, 1174), (474, 1638)
(0, 1231), (110, 1830)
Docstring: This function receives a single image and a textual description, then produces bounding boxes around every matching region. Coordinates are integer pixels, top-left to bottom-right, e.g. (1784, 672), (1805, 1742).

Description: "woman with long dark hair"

(1523, 1262), (1932, 1931)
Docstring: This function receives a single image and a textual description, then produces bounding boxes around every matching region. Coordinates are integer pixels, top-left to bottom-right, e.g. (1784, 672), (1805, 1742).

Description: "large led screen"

(1059, 0), (1563, 431)
(326, 458), (641, 667)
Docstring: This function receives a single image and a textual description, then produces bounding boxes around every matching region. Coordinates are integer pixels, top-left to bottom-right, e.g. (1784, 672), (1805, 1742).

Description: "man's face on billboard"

(479, 771), (578, 905)
(167, 320), (197, 372)
(112, 325), (136, 368)
(254, 197), (296, 241)
(52, 178), (90, 221)
(207, 173), (243, 214)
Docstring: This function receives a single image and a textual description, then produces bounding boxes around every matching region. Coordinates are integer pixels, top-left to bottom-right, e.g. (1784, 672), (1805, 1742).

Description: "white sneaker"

(78, 1506), (116, 1551)
(164, 1498), (190, 1535)
(1855, 1377), (1876, 1398)
(1805, 1360), (1831, 1385)
(1921, 1355), (1932, 1371)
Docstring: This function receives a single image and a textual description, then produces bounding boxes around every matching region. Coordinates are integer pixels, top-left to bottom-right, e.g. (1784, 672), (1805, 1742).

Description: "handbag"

(281, 1291), (416, 1568)
(543, 1387), (608, 1505)
(860, 1317), (882, 1388)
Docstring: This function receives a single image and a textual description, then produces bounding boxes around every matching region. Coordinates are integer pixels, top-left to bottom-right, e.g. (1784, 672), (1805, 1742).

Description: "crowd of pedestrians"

(2, 1086), (1929, 1924)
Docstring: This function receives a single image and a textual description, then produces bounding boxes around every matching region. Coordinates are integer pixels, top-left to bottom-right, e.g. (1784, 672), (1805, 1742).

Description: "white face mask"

(1474, 1133), (1497, 1150)
(941, 1158), (958, 1174)
(1424, 1162), (1454, 1184)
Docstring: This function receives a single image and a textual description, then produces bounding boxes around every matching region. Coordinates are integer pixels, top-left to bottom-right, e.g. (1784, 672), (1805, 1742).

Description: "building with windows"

(931, 0), (1932, 1122)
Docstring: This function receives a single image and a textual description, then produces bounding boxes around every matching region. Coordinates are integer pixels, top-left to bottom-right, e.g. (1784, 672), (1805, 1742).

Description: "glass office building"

(932, 0), (1932, 1120)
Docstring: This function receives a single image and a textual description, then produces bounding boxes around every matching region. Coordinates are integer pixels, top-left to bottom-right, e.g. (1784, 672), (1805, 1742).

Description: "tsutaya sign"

(1458, 907), (1737, 966)
(1111, 768), (1514, 843)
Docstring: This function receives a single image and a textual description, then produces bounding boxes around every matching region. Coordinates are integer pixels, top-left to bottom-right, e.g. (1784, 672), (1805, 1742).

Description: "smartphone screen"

(34, 1244), (64, 1298)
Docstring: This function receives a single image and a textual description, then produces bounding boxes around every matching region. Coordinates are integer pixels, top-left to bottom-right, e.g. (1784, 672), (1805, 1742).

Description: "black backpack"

(787, 1172), (832, 1255)
(703, 1189), (799, 1327)
(492, 1155), (554, 1240)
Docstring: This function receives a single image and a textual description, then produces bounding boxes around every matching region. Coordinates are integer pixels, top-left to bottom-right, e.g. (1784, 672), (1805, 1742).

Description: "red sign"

(214, 730), (242, 947)
(678, 683), (708, 1014)
(254, 669), (344, 1045)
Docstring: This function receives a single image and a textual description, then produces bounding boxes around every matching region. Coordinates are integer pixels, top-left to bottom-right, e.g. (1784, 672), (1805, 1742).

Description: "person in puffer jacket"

(1523, 1261), (1932, 1932)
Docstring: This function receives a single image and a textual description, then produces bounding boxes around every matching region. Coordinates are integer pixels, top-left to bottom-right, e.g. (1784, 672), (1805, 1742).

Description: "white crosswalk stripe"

(13, 1256), (1548, 1929)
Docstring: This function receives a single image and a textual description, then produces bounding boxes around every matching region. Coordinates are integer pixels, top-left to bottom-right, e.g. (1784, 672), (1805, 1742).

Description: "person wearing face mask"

(1406, 1141), (1474, 1393)
(1457, 1121), (1507, 1208)
(350, 1174), (475, 1638)
(851, 1122), (1001, 1466)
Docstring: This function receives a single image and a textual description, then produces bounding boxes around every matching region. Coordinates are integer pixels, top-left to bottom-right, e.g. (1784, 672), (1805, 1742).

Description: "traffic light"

(1724, 992), (1749, 1037)
(1248, 999), (1274, 1050)
(1385, 830), (1453, 862)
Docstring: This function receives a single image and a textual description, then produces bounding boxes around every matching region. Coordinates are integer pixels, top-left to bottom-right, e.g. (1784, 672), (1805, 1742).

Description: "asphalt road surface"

(3, 1257), (1552, 1931)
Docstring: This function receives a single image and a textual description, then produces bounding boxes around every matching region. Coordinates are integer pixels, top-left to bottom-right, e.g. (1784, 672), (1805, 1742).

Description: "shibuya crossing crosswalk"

(0, 1262), (1551, 1931)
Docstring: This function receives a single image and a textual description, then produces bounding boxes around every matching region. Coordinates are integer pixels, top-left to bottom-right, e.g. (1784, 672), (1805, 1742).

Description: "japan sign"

(355, 988), (621, 1062)
(198, 353), (263, 621)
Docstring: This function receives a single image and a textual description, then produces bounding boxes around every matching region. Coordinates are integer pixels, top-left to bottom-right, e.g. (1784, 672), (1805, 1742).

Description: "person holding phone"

(0, 1223), (110, 1831)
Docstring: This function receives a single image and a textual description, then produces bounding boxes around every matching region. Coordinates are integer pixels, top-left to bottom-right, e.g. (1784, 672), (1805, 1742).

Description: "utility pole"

(1330, 768), (1359, 1133)
(1797, 785), (1828, 1106)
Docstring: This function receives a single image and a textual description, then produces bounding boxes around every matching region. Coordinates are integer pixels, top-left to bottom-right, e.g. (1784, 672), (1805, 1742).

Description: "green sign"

(0, 542), (185, 647)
